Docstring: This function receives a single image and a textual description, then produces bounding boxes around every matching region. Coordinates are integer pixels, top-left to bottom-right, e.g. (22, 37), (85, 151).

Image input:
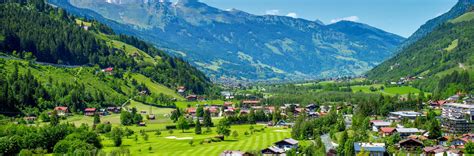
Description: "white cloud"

(286, 12), (298, 18)
(330, 16), (359, 24)
(265, 9), (280, 15)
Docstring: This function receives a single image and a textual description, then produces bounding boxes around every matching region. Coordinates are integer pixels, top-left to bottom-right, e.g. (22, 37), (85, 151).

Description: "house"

(371, 121), (392, 132)
(24, 116), (37, 122)
(447, 149), (463, 156)
(261, 146), (285, 156)
(54, 106), (69, 116)
(101, 67), (113, 73)
(380, 127), (396, 137)
(423, 145), (448, 156)
(99, 109), (109, 116)
(389, 111), (424, 120)
(241, 100), (261, 107)
(186, 95), (198, 101)
(305, 104), (318, 112)
(220, 150), (253, 156)
(186, 107), (197, 116)
(206, 107), (220, 117)
(138, 122), (146, 126)
(84, 108), (97, 116)
(398, 139), (424, 152)
(274, 138), (298, 151)
(240, 109), (250, 115)
(430, 100), (446, 109)
(223, 102), (233, 107)
(177, 86), (186, 95)
(441, 103), (474, 134)
(395, 128), (423, 138)
(148, 114), (156, 120)
(353, 142), (386, 156)
(107, 107), (121, 113)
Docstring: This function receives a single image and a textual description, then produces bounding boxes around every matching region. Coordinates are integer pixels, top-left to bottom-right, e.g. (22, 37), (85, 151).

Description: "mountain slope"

(367, 11), (474, 81)
(0, 0), (209, 115)
(49, 0), (405, 82)
(399, 0), (474, 50)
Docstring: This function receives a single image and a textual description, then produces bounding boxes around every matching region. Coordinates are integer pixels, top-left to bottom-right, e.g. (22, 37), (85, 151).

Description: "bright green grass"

(351, 84), (421, 96)
(75, 19), (92, 27)
(444, 39), (458, 52)
(131, 73), (184, 100)
(101, 124), (291, 156)
(450, 12), (474, 23)
(95, 33), (159, 65)
(175, 100), (229, 109)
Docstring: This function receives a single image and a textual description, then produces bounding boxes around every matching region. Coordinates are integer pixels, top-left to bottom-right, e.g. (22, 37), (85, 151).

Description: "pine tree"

(195, 118), (202, 134)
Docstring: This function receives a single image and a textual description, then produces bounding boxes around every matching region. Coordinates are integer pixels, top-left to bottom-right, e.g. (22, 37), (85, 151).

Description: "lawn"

(130, 73), (184, 100)
(101, 124), (291, 156)
(175, 100), (230, 109)
(351, 84), (422, 96)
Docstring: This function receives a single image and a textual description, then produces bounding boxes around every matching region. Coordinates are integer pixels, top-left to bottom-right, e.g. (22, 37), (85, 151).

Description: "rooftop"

(354, 142), (386, 152)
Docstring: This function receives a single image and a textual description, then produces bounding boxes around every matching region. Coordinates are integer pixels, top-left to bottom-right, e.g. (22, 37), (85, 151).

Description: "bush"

(211, 138), (222, 142)
(203, 138), (212, 143)
(166, 125), (177, 130)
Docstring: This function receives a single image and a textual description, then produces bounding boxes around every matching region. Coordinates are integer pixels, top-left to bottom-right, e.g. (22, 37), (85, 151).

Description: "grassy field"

(351, 84), (422, 96)
(130, 73), (184, 100)
(450, 12), (474, 23)
(175, 100), (230, 109)
(101, 124), (291, 156)
(60, 100), (290, 156)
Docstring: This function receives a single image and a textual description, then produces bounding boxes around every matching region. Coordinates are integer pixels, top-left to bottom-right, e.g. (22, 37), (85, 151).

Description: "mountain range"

(48, 0), (405, 82)
(367, 0), (474, 83)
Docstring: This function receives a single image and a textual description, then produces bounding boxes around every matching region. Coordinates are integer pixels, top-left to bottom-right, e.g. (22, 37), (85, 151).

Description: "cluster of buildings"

(440, 95), (474, 134)
(52, 106), (122, 117)
(219, 138), (298, 156)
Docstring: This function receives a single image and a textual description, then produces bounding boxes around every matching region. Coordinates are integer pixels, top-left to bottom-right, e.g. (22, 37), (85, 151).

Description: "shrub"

(165, 125), (177, 130)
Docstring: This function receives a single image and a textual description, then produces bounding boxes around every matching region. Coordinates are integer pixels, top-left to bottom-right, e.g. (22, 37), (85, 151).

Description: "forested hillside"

(367, 11), (474, 99)
(0, 0), (214, 115)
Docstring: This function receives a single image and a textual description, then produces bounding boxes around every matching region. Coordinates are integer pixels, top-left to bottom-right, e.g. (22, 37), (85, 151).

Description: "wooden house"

(54, 106), (69, 116)
(84, 108), (97, 116)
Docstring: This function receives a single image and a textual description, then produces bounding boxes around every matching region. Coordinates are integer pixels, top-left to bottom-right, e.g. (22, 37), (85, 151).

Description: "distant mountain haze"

(49, 0), (405, 82)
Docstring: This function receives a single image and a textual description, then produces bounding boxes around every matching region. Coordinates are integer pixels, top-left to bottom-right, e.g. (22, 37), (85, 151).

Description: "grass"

(351, 84), (422, 96)
(175, 100), (230, 109)
(450, 12), (474, 24)
(95, 33), (158, 65)
(444, 39), (459, 52)
(101, 124), (291, 156)
(130, 73), (184, 100)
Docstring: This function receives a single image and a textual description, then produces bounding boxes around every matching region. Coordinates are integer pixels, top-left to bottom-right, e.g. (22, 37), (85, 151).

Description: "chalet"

(429, 100), (446, 109)
(261, 146), (285, 156)
(206, 107), (220, 117)
(101, 67), (113, 73)
(107, 107), (121, 113)
(264, 106), (275, 114)
(397, 139), (424, 152)
(224, 108), (236, 116)
(395, 128), (424, 138)
(138, 122), (146, 126)
(240, 109), (250, 115)
(274, 138), (299, 151)
(54, 106), (69, 116)
(423, 145), (448, 156)
(371, 121), (392, 132)
(220, 150), (253, 156)
(186, 95), (198, 101)
(380, 127), (396, 137)
(177, 86), (186, 95)
(186, 107), (197, 116)
(353, 142), (386, 156)
(84, 108), (97, 116)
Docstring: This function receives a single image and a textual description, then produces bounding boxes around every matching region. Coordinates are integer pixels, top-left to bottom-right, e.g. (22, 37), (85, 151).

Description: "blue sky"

(198, 0), (458, 37)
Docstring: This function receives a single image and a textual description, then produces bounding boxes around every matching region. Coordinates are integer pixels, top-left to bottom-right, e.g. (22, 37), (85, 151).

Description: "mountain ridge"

(49, 0), (405, 82)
